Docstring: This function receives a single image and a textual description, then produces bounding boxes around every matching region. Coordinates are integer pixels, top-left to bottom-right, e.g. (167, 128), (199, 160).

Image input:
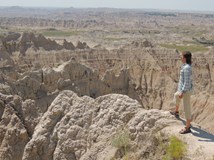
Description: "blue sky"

(0, 0), (214, 11)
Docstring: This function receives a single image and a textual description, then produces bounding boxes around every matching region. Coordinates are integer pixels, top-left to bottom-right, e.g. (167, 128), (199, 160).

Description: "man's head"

(181, 51), (192, 65)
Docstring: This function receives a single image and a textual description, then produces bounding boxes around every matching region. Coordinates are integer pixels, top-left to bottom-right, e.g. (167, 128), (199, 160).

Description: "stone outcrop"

(130, 40), (153, 48)
(1, 39), (214, 134)
(22, 90), (167, 160)
(12, 59), (129, 101)
(1, 91), (213, 160)
(2, 40), (213, 132)
(0, 93), (29, 160)
(0, 89), (57, 160)
(1, 32), (90, 55)
(0, 46), (15, 68)
(75, 41), (89, 49)
(11, 69), (49, 100)
(34, 34), (62, 51)
(1, 40), (214, 158)
(19, 33), (62, 54)
(0, 32), (21, 54)
(1, 7), (214, 160)
(1, 32), (21, 43)
(0, 46), (18, 80)
(63, 39), (75, 50)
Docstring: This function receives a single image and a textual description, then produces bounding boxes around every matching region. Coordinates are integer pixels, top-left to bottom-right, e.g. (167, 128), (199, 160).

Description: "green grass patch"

(160, 43), (209, 53)
(40, 29), (83, 37)
(163, 136), (187, 160)
(164, 25), (208, 37)
(182, 40), (199, 45)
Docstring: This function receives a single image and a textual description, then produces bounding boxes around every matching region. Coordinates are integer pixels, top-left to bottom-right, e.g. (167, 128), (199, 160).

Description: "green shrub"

(163, 135), (187, 160)
(111, 129), (130, 149)
(111, 128), (131, 159)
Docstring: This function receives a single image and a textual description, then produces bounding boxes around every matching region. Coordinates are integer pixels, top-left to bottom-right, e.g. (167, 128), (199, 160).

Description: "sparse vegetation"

(111, 128), (131, 159)
(182, 40), (199, 45)
(163, 135), (187, 160)
(40, 29), (83, 37)
(160, 43), (209, 52)
(144, 12), (177, 17)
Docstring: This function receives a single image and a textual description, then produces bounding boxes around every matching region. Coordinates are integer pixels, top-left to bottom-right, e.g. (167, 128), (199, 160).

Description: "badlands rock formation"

(0, 46), (15, 67)
(1, 91), (214, 160)
(1, 37), (214, 134)
(1, 7), (214, 160)
(0, 32), (90, 55)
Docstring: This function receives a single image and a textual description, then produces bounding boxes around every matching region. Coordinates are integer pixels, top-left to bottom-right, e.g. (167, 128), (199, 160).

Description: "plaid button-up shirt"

(178, 63), (193, 93)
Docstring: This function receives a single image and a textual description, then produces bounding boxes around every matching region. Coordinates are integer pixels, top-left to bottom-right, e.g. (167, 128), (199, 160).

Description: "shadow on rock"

(177, 117), (214, 142)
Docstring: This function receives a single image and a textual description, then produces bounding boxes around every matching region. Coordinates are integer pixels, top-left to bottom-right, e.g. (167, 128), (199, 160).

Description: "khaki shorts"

(174, 91), (191, 120)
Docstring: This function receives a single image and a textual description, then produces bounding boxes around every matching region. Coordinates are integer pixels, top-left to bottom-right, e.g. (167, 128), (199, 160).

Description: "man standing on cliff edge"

(170, 51), (193, 134)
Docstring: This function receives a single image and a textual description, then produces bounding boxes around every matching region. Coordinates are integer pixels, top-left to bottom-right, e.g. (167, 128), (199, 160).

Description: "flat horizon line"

(0, 5), (214, 14)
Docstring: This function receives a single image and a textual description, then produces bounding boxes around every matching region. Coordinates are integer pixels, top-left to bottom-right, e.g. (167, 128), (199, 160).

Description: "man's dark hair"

(182, 51), (192, 65)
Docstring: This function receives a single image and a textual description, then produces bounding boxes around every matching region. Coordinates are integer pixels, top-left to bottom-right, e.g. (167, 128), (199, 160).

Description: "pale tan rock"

(19, 91), (214, 160)
(42, 67), (61, 92)
(15, 75), (47, 99)
(0, 46), (15, 67)
(0, 95), (29, 160)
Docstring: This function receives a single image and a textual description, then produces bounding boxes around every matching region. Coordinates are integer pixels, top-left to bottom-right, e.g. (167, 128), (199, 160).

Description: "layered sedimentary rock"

(1, 32), (90, 55)
(1, 7), (214, 160)
(0, 93), (29, 160)
(1, 91), (214, 160)
(21, 91), (171, 160)
(0, 46), (15, 67)
(0, 39), (214, 159)
(1, 39), (214, 133)
(0, 90), (168, 160)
